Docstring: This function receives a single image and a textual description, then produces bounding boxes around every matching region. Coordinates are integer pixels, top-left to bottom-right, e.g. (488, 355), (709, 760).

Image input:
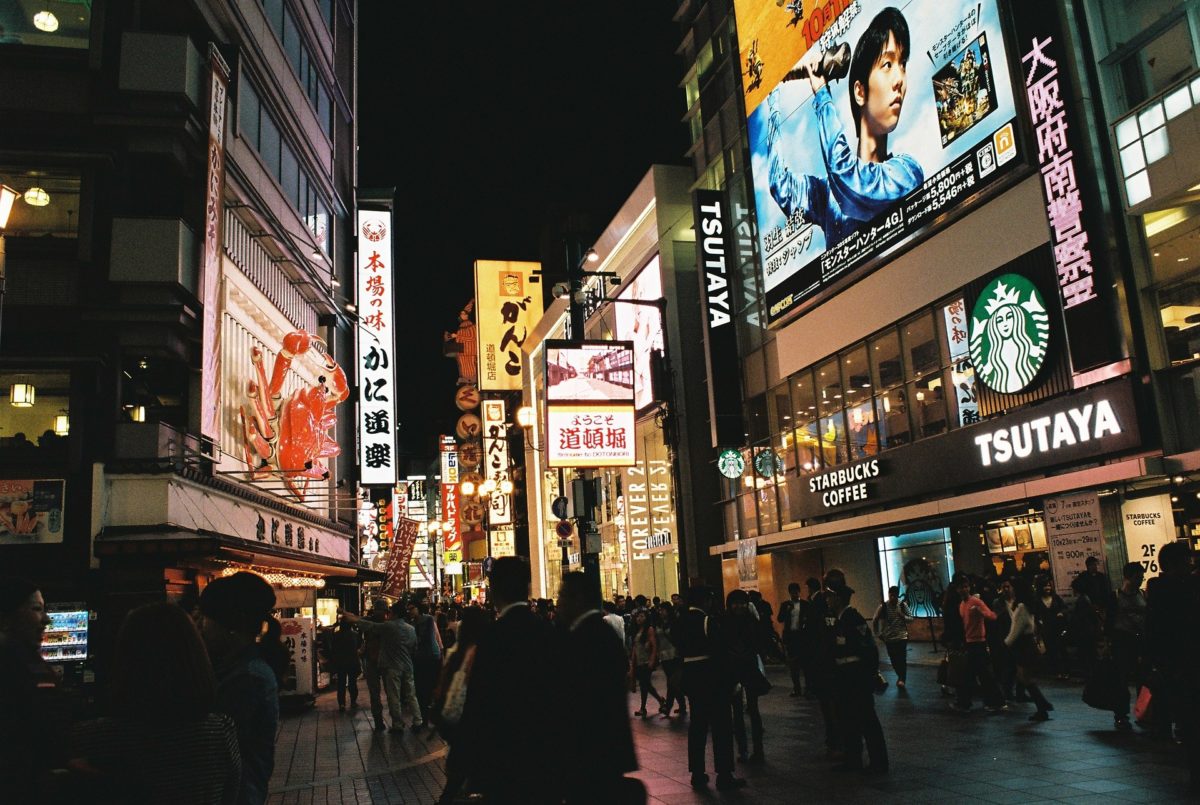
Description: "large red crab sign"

(238, 331), (349, 500)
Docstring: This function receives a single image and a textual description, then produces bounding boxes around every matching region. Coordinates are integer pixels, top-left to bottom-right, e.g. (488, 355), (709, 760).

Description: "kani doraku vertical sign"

(357, 209), (397, 486)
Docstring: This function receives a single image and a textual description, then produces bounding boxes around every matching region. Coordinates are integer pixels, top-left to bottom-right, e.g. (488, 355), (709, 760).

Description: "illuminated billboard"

(737, 0), (1023, 324)
(357, 208), (397, 485)
(546, 405), (637, 468)
(614, 256), (665, 411)
(474, 260), (544, 391)
(545, 341), (635, 404)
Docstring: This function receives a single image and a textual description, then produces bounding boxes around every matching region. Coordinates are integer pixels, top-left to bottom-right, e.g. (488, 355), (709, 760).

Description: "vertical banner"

(737, 538), (759, 591)
(1014, 11), (1123, 373)
(383, 517), (421, 597)
(368, 486), (394, 553)
(440, 438), (462, 564)
(474, 261), (544, 391)
(280, 617), (314, 696)
(200, 45), (230, 442)
(1120, 494), (1177, 583)
(357, 209), (397, 486)
(481, 399), (512, 525)
(694, 189), (745, 448)
(1043, 491), (1105, 596)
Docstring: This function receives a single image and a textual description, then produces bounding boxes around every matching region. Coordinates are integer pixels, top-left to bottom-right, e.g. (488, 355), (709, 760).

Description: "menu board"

(1043, 492), (1104, 597)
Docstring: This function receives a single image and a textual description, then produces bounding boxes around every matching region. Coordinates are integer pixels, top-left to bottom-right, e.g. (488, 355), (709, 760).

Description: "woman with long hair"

(197, 572), (284, 805)
(70, 602), (241, 803)
(1004, 579), (1054, 722)
(655, 602), (686, 718)
(630, 608), (666, 717)
(433, 606), (492, 805)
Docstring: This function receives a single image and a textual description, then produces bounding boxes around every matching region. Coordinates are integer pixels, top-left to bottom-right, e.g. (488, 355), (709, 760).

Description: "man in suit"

(557, 572), (639, 804)
(778, 582), (808, 696)
(460, 557), (564, 803)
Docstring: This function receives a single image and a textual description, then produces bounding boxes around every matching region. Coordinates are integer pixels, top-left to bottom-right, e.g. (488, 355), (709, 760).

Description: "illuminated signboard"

(475, 260), (544, 391)
(481, 399), (512, 526)
(545, 340), (637, 468)
(440, 437), (461, 561)
(546, 342), (635, 404)
(614, 256), (664, 410)
(357, 208), (397, 485)
(546, 405), (637, 468)
(737, 0), (1024, 324)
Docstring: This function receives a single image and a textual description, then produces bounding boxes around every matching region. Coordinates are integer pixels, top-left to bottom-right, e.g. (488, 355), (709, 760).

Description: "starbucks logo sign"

(969, 274), (1050, 394)
(717, 449), (745, 479)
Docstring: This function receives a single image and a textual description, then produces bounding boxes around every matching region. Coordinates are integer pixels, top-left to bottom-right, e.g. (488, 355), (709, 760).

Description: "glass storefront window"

(877, 386), (912, 448)
(818, 410), (847, 467)
(909, 375), (949, 438)
(780, 470), (802, 526)
(0, 168), (81, 239)
(846, 399), (879, 459)
(903, 312), (941, 380)
(739, 491), (759, 539)
(877, 528), (955, 617)
(746, 393), (768, 442)
(0, 5), (92, 49)
(0, 371), (71, 458)
(816, 358), (841, 418)
(769, 382), (792, 441)
(871, 329), (903, 390)
(1159, 277), (1200, 365)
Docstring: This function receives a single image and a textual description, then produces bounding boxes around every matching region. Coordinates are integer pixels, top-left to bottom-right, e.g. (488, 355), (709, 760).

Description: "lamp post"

(0, 184), (19, 356)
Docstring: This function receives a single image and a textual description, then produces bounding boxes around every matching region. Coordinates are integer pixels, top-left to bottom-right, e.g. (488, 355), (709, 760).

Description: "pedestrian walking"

(950, 575), (1007, 713)
(459, 557), (565, 804)
(988, 579), (1019, 701)
(872, 586), (912, 689)
(603, 600), (626, 643)
(1109, 561), (1147, 732)
(197, 572), (284, 805)
(408, 600), (443, 726)
(1004, 581), (1054, 722)
(778, 582), (808, 696)
(69, 602), (241, 804)
(358, 601), (389, 732)
(433, 607), (491, 805)
(726, 589), (767, 765)
(557, 572), (640, 805)
(655, 602), (686, 718)
(1031, 578), (1069, 679)
(631, 609), (666, 717)
(677, 585), (745, 791)
(329, 616), (362, 711)
(341, 602), (423, 732)
(826, 570), (888, 774)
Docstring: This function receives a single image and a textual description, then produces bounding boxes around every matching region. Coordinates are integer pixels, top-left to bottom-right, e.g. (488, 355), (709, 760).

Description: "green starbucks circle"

(717, 449), (745, 479)
(969, 273), (1050, 394)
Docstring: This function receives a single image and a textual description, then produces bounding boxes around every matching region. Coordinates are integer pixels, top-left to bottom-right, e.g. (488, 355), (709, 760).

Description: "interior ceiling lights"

(9, 383), (35, 408)
(33, 11), (59, 32)
(23, 187), (50, 207)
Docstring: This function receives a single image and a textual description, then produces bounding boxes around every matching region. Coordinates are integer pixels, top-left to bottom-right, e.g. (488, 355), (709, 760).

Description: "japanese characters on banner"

(481, 399), (512, 525)
(382, 517), (421, 597)
(547, 407), (637, 468)
(356, 208), (397, 486)
(441, 438), (462, 565)
(489, 526), (516, 558)
(1043, 492), (1105, 597)
(200, 46), (230, 442)
(941, 298), (979, 426)
(474, 261), (544, 391)
(1015, 15), (1122, 373)
(280, 617), (314, 696)
(1120, 494), (1177, 583)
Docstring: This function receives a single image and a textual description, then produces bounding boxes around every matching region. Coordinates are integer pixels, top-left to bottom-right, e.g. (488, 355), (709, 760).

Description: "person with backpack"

(825, 569), (887, 774)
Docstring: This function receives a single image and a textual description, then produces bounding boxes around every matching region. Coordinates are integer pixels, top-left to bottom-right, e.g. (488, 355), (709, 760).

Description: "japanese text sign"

(546, 405), (636, 468)
(474, 260), (544, 391)
(481, 399), (512, 526)
(357, 209), (397, 485)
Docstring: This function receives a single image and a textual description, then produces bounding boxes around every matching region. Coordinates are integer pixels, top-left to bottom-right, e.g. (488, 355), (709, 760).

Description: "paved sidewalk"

(268, 658), (1194, 804)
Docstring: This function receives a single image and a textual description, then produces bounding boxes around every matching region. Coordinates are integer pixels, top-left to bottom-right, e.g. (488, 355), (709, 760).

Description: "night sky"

(357, 1), (689, 463)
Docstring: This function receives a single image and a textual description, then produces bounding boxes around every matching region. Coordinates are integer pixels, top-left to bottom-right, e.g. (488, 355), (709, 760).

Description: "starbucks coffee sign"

(969, 274), (1050, 394)
(717, 449), (745, 479)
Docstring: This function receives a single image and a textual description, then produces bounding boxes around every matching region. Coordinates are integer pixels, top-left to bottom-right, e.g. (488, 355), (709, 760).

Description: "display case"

(41, 607), (88, 663)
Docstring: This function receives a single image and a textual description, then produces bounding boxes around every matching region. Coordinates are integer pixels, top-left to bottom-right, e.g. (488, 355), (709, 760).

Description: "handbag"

(1133, 685), (1153, 723)
(438, 647), (475, 727)
(1082, 657), (1124, 711)
(942, 649), (969, 689)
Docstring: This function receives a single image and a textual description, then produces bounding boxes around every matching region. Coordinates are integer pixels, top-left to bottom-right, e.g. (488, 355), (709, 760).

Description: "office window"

(239, 79), (261, 145)
(0, 168), (81, 239)
(260, 112), (281, 178)
(0, 5), (92, 50)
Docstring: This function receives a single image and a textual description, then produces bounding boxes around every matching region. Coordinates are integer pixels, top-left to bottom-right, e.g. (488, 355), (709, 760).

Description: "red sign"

(555, 519), (573, 539)
(442, 483), (461, 554)
(382, 517), (420, 597)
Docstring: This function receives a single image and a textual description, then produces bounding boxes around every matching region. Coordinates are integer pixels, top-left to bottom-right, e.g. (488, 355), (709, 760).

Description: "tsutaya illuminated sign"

(974, 398), (1122, 467)
(357, 208), (397, 486)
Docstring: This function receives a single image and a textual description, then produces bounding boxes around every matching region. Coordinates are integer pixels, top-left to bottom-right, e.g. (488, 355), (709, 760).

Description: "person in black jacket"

(825, 569), (888, 775)
(329, 617), (362, 711)
(677, 586), (746, 792)
(778, 582), (808, 697)
(727, 589), (765, 764)
(459, 557), (564, 804)
(557, 572), (638, 804)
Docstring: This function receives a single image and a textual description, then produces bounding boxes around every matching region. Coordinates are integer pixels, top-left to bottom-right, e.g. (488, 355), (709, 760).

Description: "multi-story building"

(676, 0), (1195, 623)
(0, 0), (368, 680)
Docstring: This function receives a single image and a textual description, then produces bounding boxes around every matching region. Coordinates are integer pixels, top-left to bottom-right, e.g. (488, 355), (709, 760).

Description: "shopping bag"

(944, 649), (969, 689)
(1082, 658), (1124, 711)
(1133, 685), (1153, 723)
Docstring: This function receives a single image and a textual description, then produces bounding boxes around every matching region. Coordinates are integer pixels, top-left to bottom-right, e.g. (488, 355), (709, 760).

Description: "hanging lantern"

(9, 383), (35, 408)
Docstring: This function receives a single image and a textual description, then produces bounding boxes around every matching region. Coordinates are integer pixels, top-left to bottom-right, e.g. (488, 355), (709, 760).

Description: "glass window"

(818, 409), (848, 467)
(1159, 277), (1200, 365)
(0, 168), (81, 239)
(877, 386), (912, 449)
(1116, 16), (1196, 109)
(283, 9), (303, 74)
(903, 312), (941, 380)
(239, 79), (261, 146)
(739, 492), (759, 540)
(816, 358), (842, 418)
(0, 371), (72, 457)
(723, 501), (739, 542)
(877, 528), (954, 617)
(263, 0), (285, 33)
(768, 382), (792, 438)
(319, 0), (334, 28)
(870, 329), (903, 389)
(909, 375), (948, 438)
(260, 112), (281, 177)
(746, 393), (768, 442)
(281, 143), (300, 205)
(781, 470), (803, 526)
(317, 84), (333, 138)
(0, 5), (92, 50)
(756, 480), (779, 536)
(846, 398), (879, 460)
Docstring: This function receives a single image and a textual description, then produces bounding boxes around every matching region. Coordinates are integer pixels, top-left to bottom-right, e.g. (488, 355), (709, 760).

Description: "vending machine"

(40, 602), (95, 702)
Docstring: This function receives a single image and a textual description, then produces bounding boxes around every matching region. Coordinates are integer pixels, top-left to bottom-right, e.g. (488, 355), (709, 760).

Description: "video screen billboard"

(737, 0), (1024, 324)
(545, 341), (635, 404)
(614, 256), (664, 410)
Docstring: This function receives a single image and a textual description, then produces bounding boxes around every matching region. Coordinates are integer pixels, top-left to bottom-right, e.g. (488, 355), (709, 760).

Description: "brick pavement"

(268, 656), (1194, 804)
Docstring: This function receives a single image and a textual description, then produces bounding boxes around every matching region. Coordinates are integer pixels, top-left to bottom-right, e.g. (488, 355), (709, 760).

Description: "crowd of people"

(3, 544), (1199, 803)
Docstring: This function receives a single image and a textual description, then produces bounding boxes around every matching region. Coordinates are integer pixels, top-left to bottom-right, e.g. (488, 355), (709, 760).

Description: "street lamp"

(0, 184), (18, 357)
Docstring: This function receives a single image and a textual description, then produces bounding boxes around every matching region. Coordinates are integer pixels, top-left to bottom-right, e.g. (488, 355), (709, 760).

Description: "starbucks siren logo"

(969, 274), (1049, 394)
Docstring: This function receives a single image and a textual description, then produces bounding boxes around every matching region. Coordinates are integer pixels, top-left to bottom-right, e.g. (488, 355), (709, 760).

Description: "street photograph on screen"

(545, 341), (636, 403)
(737, 0), (1024, 324)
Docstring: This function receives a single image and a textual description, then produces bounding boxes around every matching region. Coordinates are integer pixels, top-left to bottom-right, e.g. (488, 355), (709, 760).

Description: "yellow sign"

(474, 260), (543, 391)
(444, 550), (462, 564)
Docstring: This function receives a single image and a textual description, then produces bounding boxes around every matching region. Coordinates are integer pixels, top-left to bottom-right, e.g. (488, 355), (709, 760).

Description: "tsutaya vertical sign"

(200, 45), (230, 442)
(1016, 14), (1122, 374)
(357, 209), (397, 485)
(1120, 494), (1176, 583)
(474, 261), (544, 391)
(694, 189), (744, 448)
(481, 399), (512, 525)
(1043, 491), (1104, 597)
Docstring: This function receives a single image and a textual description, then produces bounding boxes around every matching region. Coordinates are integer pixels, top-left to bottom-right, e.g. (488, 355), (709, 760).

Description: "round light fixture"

(23, 187), (50, 207)
(33, 11), (59, 32)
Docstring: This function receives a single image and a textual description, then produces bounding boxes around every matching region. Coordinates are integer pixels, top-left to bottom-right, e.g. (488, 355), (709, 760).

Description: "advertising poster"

(546, 342), (636, 403)
(383, 517), (420, 597)
(474, 260), (544, 391)
(280, 617), (314, 697)
(489, 526), (516, 558)
(1120, 494), (1177, 583)
(738, 0), (1023, 323)
(737, 538), (759, 591)
(357, 208), (397, 485)
(0, 479), (65, 545)
(1043, 491), (1104, 597)
(614, 256), (665, 410)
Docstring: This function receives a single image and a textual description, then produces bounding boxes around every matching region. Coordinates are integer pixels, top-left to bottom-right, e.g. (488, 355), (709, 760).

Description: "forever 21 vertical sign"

(694, 190), (744, 448)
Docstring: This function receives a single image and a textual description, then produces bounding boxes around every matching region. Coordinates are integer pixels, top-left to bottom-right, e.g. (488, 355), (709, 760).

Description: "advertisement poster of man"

(739, 0), (1022, 323)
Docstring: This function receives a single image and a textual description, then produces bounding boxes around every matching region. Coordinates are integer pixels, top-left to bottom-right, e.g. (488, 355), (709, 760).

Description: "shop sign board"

(0, 479), (65, 545)
(474, 260), (544, 391)
(367, 485), (394, 553)
(696, 190), (747, 447)
(1120, 494), (1177, 582)
(382, 517), (420, 598)
(737, 538), (759, 591)
(1044, 492), (1104, 597)
(489, 526), (516, 558)
(357, 208), (398, 486)
(280, 617), (314, 697)
(622, 452), (677, 557)
(942, 298), (980, 426)
(737, 0), (1025, 324)
(200, 46), (229, 443)
(790, 379), (1140, 520)
(546, 406), (636, 468)
(481, 399), (512, 525)
(969, 274), (1050, 394)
